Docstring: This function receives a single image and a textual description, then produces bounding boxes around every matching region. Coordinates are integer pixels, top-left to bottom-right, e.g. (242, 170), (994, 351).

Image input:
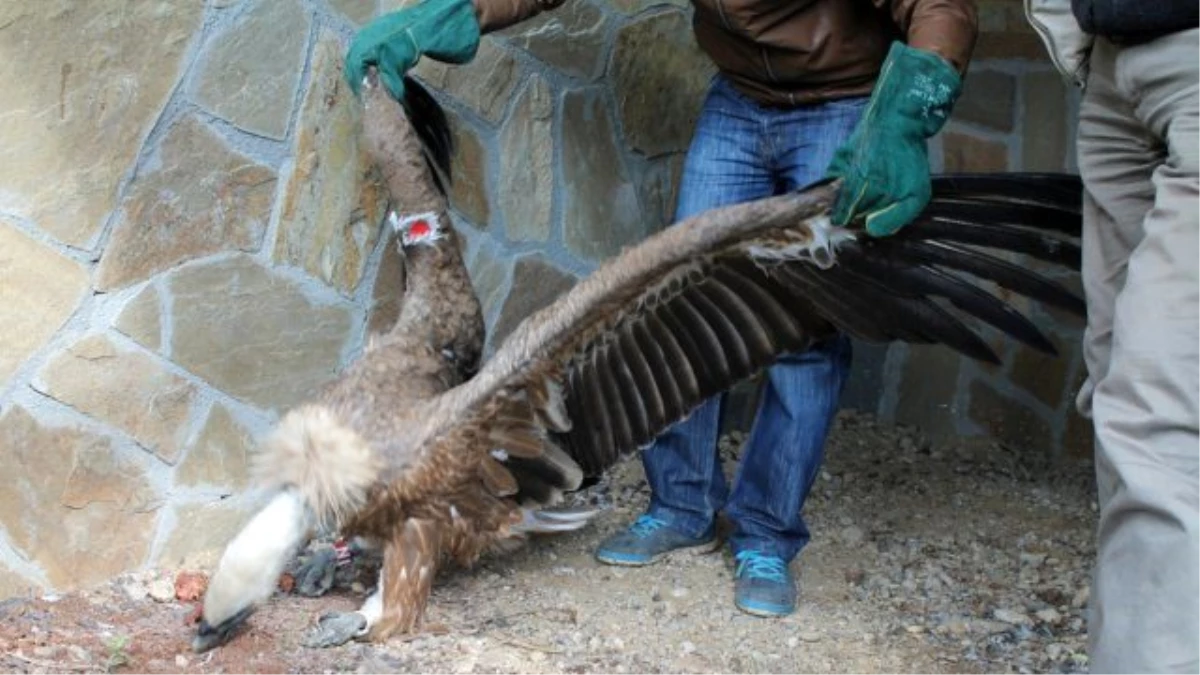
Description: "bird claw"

(302, 611), (367, 649)
(296, 548), (338, 597)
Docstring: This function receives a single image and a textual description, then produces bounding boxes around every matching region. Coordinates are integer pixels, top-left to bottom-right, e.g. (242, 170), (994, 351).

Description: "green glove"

(344, 0), (482, 100)
(825, 41), (962, 237)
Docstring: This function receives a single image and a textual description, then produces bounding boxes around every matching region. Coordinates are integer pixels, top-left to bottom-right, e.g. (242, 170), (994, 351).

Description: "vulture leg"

(367, 518), (443, 642)
(295, 548), (337, 597)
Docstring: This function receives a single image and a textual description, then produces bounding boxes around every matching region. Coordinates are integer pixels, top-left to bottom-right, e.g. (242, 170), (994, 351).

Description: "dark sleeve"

(472, 0), (569, 33)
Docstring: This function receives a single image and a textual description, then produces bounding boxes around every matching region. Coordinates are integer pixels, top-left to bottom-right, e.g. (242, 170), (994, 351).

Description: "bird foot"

(295, 548), (338, 597)
(302, 611), (368, 649)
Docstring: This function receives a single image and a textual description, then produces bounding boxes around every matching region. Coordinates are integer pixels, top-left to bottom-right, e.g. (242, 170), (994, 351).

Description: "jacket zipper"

(1023, 0), (1084, 87)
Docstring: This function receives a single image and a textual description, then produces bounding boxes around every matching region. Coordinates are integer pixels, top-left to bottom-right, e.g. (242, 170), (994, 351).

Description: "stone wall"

(0, 0), (1088, 599)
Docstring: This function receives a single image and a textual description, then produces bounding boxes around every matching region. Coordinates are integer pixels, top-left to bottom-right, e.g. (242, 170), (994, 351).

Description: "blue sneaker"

(733, 550), (797, 617)
(594, 514), (715, 566)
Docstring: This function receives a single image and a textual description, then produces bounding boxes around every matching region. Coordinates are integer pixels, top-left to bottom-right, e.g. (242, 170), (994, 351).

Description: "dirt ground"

(0, 410), (1098, 674)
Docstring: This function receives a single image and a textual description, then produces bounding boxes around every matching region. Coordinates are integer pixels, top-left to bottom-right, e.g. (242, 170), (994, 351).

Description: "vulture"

(192, 68), (1086, 652)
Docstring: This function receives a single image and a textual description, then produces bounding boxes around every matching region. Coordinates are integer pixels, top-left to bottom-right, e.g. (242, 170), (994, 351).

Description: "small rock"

(651, 589), (663, 602)
(33, 646), (55, 658)
(68, 645), (90, 663)
(937, 617), (969, 636)
(905, 624), (924, 634)
(1035, 608), (1063, 625)
(993, 608), (1032, 626)
(798, 631), (822, 643)
(277, 572), (296, 593)
(1046, 643), (1067, 660)
(175, 654), (189, 668)
(1072, 585), (1090, 608)
(552, 566), (577, 577)
(1020, 552), (1047, 568)
(973, 619), (1016, 634)
(122, 582), (148, 601)
(786, 636), (799, 648)
(149, 578), (176, 602)
(840, 526), (865, 546)
(174, 571), (208, 601)
(351, 582), (366, 594)
(670, 586), (688, 599)
(681, 641), (696, 654)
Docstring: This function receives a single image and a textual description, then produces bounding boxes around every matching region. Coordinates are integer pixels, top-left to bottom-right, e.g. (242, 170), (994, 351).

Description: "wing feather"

(389, 173), (1084, 502)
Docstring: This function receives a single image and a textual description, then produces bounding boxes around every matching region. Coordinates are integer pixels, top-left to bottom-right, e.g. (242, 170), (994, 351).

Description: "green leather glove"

(825, 41), (963, 237)
(344, 0), (482, 100)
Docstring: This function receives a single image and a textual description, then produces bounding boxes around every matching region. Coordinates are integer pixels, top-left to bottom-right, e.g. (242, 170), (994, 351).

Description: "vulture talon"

(302, 611), (368, 649)
(296, 548), (338, 597)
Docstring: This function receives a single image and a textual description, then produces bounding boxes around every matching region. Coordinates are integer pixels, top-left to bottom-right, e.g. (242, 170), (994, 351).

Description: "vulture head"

(193, 488), (312, 652)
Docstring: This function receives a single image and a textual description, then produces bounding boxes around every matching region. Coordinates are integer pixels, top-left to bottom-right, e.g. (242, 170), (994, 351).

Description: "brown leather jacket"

(473, 0), (978, 107)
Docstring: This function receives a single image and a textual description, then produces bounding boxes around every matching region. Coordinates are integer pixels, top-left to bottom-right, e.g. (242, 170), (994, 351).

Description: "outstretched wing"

(385, 171), (1083, 508)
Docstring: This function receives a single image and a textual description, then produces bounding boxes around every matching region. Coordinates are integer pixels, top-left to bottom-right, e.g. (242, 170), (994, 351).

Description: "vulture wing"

(385, 169), (1084, 507)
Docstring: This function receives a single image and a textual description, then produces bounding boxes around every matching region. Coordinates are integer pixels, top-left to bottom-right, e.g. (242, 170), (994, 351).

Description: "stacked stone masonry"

(0, 0), (1088, 598)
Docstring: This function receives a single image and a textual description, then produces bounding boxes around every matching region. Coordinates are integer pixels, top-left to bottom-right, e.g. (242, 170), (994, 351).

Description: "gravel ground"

(0, 410), (1098, 674)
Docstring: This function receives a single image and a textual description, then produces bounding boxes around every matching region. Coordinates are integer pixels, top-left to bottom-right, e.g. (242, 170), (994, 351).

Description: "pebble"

(681, 641), (696, 654)
(786, 636), (799, 648)
(840, 526), (865, 546)
(122, 582), (148, 602)
(1035, 608), (1062, 625)
(148, 578), (176, 603)
(670, 587), (688, 599)
(1019, 552), (1047, 568)
(1072, 585), (1090, 608)
(175, 654), (189, 668)
(993, 608), (1032, 626)
(798, 631), (822, 643)
(68, 645), (90, 662)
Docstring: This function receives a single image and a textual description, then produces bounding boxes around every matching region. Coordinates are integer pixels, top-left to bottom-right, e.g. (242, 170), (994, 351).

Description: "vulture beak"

(192, 606), (255, 653)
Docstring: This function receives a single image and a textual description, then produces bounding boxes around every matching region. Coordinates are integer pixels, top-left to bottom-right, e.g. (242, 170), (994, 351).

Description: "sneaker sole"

(734, 599), (794, 618)
(595, 539), (718, 567)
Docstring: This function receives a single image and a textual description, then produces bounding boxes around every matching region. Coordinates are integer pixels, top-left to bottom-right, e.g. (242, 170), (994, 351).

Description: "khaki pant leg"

(1077, 29), (1200, 674)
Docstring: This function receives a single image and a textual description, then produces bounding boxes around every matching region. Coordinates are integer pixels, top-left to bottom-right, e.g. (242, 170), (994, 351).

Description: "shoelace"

(734, 550), (788, 583)
(629, 515), (669, 538)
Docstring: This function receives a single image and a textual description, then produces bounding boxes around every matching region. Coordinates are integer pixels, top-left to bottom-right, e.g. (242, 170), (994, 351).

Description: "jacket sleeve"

(876, 0), (979, 73)
(471, 0), (569, 32)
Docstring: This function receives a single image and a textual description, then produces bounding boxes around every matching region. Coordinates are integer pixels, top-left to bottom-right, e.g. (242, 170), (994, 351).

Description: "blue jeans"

(642, 75), (866, 562)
